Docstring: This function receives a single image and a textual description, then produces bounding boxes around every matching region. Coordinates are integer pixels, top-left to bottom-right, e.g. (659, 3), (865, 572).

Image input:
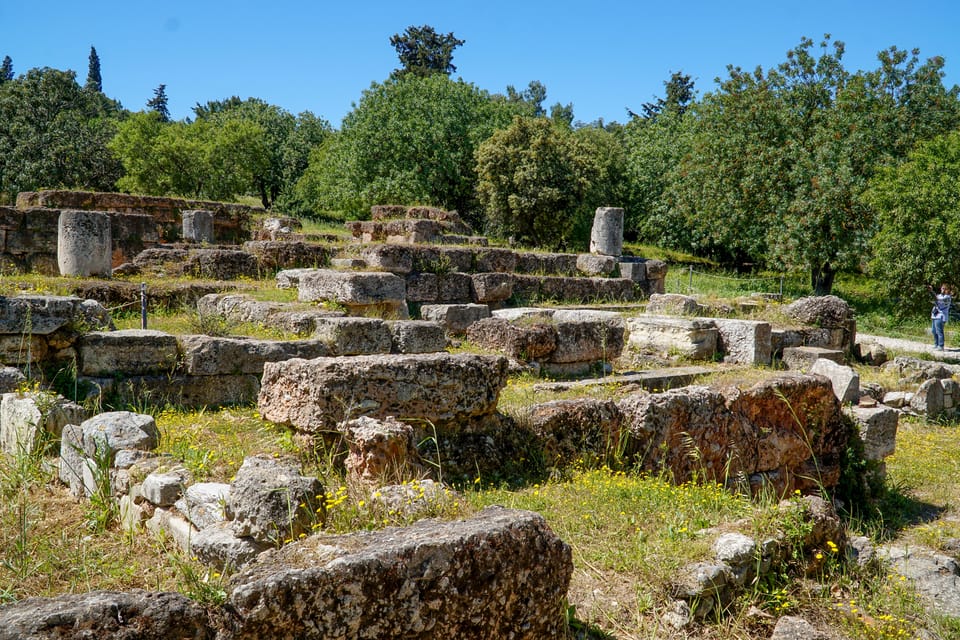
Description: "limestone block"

(258, 353), (508, 433)
(0, 391), (87, 455)
(524, 398), (623, 466)
(550, 310), (625, 364)
(178, 335), (330, 375)
(644, 259), (668, 281)
(714, 533), (759, 587)
(59, 423), (88, 497)
(404, 272), (438, 303)
(181, 209), (214, 243)
(784, 295), (853, 329)
(141, 470), (189, 507)
(360, 244), (415, 274)
(625, 316), (718, 361)
(465, 317), (558, 360)
(855, 340), (888, 366)
(183, 249), (259, 280)
(330, 257), (366, 270)
(845, 405), (898, 461)
(313, 317), (393, 356)
(229, 455), (324, 544)
(911, 378), (945, 418)
(436, 272), (473, 303)
(58, 210), (112, 277)
(275, 267), (314, 289)
(492, 307), (556, 322)
(175, 482), (230, 530)
(82, 373), (261, 409)
(618, 260), (647, 282)
(341, 416), (422, 484)
(119, 494), (149, 533)
(810, 359), (860, 404)
(781, 346), (845, 372)
(0, 590), (213, 639)
(576, 253), (617, 276)
(420, 303), (491, 334)
(387, 320), (447, 354)
(943, 378), (960, 410)
(589, 207), (624, 257)
(79, 329), (180, 376)
(191, 521), (270, 571)
(529, 275), (636, 304)
(470, 273), (514, 304)
(713, 319), (772, 366)
(646, 293), (700, 316)
(298, 269), (407, 317)
(227, 506), (572, 640)
(242, 241), (330, 271)
(474, 248), (518, 273)
(882, 391), (911, 409)
(515, 252), (579, 276)
(80, 411), (160, 462)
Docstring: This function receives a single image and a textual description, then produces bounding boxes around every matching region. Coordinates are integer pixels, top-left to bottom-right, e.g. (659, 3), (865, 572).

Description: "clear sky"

(4, 0), (959, 127)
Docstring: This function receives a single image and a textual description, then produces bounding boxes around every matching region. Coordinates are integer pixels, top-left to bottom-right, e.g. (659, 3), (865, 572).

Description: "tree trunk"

(810, 263), (836, 296)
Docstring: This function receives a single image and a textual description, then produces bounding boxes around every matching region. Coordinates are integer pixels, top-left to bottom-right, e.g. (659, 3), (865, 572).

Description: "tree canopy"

(390, 25), (464, 78)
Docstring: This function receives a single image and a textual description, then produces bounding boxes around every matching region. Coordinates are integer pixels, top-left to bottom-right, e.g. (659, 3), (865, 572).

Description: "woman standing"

(931, 283), (953, 350)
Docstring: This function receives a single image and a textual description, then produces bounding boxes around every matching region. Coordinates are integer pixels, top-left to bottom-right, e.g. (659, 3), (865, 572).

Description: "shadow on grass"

(854, 480), (947, 543)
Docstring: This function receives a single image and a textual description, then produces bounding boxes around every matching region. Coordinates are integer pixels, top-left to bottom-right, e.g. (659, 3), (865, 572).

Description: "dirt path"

(858, 333), (960, 363)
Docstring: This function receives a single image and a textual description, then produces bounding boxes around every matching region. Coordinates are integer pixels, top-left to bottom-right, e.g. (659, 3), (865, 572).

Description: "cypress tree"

(146, 84), (170, 122)
(0, 56), (13, 84)
(85, 46), (102, 92)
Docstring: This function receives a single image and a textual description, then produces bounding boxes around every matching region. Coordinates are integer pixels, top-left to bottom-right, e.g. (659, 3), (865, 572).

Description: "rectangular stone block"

(625, 316), (719, 361)
(312, 318), (393, 356)
(846, 405), (898, 460)
(178, 335), (330, 375)
(712, 319), (772, 366)
(79, 330), (180, 376)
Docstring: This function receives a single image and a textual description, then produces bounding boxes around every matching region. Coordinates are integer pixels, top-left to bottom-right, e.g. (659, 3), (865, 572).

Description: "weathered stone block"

(229, 455), (323, 544)
(781, 346), (846, 372)
(178, 335), (330, 375)
(175, 482), (231, 530)
(846, 405), (898, 461)
(550, 310), (625, 364)
(474, 248), (518, 273)
(387, 320), (447, 354)
(141, 470), (189, 507)
(589, 207), (624, 257)
(436, 272), (473, 303)
(228, 506), (572, 640)
(646, 293), (700, 316)
(79, 329), (180, 376)
(191, 521), (270, 571)
(0, 391), (87, 455)
(465, 317), (558, 360)
(258, 353), (508, 433)
(713, 319), (772, 366)
(576, 253), (617, 276)
(420, 303), (491, 334)
(470, 272), (514, 304)
(625, 316), (718, 360)
(810, 359), (860, 404)
(525, 398), (623, 466)
(341, 416), (422, 484)
(298, 269), (408, 317)
(312, 317), (393, 356)
(361, 244), (415, 274)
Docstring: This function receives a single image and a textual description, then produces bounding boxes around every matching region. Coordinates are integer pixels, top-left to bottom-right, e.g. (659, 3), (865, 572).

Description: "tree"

(85, 46), (102, 92)
(296, 74), (520, 222)
(475, 116), (600, 249)
(390, 25), (464, 77)
(147, 84), (170, 122)
(0, 56), (13, 84)
(865, 130), (960, 313)
(637, 71), (696, 119)
(0, 67), (122, 198)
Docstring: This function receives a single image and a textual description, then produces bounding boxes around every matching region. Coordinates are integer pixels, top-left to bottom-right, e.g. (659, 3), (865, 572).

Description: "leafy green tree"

(637, 71), (695, 119)
(296, 74), (519, 222)
(0, 67), (122, 198)
(85, 46), (102, 92)
(865, 130), (960, 312)
(147, 84), (170, 122)
(475, 116), (600, 249)
(0, 56), (13, 84)
(662, 36), (959, 294)
(390, 25), (464, 77)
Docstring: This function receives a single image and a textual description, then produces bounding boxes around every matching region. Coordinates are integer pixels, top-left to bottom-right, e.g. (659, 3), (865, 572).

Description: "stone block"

(229, 455), (324, 544)
(59, 423), (87, 497)
(227, 506), (572, 640)
(515, 252), (579, 276)
(242, 240), (330, 271)
(420, 303), (491, 334)
(80, 411), (160, 462)
(360, 244), (415, 274)
(524, 398), (623, 466)
(82, 374), (261, 409)
(141, 470), (189, 507)
(183, 249), (259, 280)
(191, 521), (270, 571)
(910, 378), (945, 418)
(298, 269), (408, 317)
(474, 248), (518, 273)
(404, 272), (438, 303)
(810, 359), (860, 405)
(146, 507), (195, 552)
(576, 253), (617, 276)
(178, 335), (330, 375)
(465, 317), (558, 360)
(845, 405), (898, 461)
(618, 261), (647, 282)
(781, 346), (846, 372)
(470, 272), (514, 304)
(258, 353), (508, 433)
(550, 310), (625, 364)
(436, 272), (473, 303)
(713, 319), (772, 366)
(58, 210), (112, 277)
(79, 329), (180, 376)
(182, 210), (214, 243)
(175, 482), (231, 530)
(625, 316), (719, 361)
(387, 320), (447, 354)
(313, 317), (393, 356)
(646, 293), (699, 316)
(275, 268), (314, 289)
(341, 416), (423, 484)
(0, 391), (87, 455)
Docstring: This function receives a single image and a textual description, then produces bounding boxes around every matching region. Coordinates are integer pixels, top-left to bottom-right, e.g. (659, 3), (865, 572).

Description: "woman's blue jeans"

(933, 317), (946, 348)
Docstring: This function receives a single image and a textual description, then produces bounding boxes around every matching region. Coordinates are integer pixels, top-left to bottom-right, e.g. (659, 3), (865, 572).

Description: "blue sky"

(4, 1), (959, 127)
